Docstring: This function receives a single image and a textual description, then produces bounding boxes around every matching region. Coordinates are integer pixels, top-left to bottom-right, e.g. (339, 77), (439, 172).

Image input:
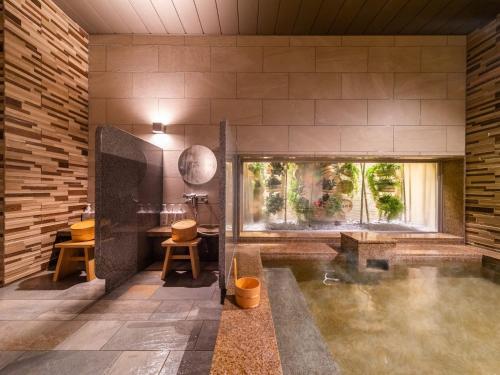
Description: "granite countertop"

(210, 244), (283, 375)
(147, 225), (219, 237)
(341, 231), (397, 244)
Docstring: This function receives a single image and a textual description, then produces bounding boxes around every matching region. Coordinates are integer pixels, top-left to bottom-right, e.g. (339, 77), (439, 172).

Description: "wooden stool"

(161, 237), (201, 280)
(53, 240), (96, 282)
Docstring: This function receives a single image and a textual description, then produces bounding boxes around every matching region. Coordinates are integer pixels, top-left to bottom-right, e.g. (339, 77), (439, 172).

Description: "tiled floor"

(0, 263), (221, 374)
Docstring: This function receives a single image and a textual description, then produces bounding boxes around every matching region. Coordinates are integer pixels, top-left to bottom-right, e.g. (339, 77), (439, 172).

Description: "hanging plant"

(288, 168), (313, 222)
(314, 194), (342, 217)
(270, 162), (285, 176)
(339, 163), (360, 192)
(322, 178), (336, 191)
(338, 180), (354, 195)
(377, 194), (404, 221)
(248, 162), (264, 190)
(266, 175), (282, 189)
(265, 192), (284, 215)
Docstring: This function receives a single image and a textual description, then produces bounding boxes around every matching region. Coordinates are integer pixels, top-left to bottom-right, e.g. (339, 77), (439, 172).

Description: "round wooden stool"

(160, 237), (201, 280)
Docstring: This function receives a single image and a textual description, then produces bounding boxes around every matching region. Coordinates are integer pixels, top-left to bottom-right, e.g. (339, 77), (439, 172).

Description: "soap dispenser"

(160, 204), (168, 226)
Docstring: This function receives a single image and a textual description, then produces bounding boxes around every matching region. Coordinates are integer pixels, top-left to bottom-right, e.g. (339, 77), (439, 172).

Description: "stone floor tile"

(195, 320), (220, 350)
(104, 284), (161, 300)
(0, 350), (121, 375)
(127, 271), (165, 285)
(0, 321), (86, 350)
(80, 299), (161, 314)
(0, 352), (24, 371)
(107, 350), (169, 375)
(55, 321), (123, 350)
(159, 350), (213, 375)
(186, 300), (222, 321)
(149, 300), (194, 320)
(150, 286), (215, 300)
(74, 313), (154, 321)
(0, 300), (60, 320)
(102, 320), (203, 351)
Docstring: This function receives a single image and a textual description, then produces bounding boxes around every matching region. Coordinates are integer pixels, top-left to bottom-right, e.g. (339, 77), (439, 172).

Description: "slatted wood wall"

(0, 0), (5, 283)
(0, 0), (88, 285)
(465, 15), (500, 252)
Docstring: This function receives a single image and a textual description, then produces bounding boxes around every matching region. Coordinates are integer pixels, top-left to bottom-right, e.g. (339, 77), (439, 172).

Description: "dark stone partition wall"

(95, 127), (162, 291)
(442, 159), (465, 237)
(219, 120), (237, 296)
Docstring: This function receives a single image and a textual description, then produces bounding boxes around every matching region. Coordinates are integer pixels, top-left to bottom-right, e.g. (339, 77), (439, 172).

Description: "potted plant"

(265, 192), (284, 215)
(377, 194), (404, 221)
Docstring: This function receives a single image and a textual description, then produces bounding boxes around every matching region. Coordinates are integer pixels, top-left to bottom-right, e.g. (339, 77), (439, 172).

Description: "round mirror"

(178, 145), (217, 185)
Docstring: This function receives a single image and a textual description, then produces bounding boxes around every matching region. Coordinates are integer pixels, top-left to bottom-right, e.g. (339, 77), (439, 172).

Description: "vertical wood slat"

(465, 15), (500, 252)
(1, 0), (89, 285)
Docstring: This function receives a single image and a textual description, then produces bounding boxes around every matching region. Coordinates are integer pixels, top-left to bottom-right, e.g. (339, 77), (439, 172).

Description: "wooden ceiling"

(53, 0), (500, 35)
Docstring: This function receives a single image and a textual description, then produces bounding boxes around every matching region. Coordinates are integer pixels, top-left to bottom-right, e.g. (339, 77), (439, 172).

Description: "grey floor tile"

(55, 321), (123, 350)
(159, 350), (213, 375)
(0, 352), (24, 371)
(107, 350), (169, 375)
(0, 350), (121, 375)
(186, 300), (222, 321)
(195, 321), (220, 351)
(150, 286), (215, 301)
(0, 321), (87, 350)
(149, 300), (194, 321)
(0, 300), (61, 321)
(102, 320), (203, 351)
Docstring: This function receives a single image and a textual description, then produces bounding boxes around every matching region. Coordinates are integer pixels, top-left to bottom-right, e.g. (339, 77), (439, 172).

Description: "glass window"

(241, 161), (438, 232)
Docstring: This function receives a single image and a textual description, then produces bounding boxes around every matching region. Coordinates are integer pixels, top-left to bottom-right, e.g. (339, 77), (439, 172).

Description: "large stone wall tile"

(368, 100), (420, 125)
(132, 72), (184, 98)
(316, 47), (368, 72)
(89, 72), (133, 98)
(447, 126), (465, 153)
(421, 99), (465, 125)
(289, 73), (341, 99)
(394, 36), (447, 46)
(107, 45), (158, 72)
(185, 125), (220, 149)
(237, 126), (289, 152)
(237, 73), (288, 98)
(316, 100), (367, 125)
(342, 36), (394, 46)
(289, 126), (341, 152)
(211, 99), (262, 125)
(89, 45), (106, 72)
(237, 36), (289, 46)
(447, 73), (466, 99)
(212, 47), (262, 72)
(290, 36), (341, 46)
(159, 46), (210, 72)
(89, 99), (106, 125)
(394, 126), (446, 152)
(342, 73), (393, 99)
(368, 47), (420, 72)
(185, 72), (236, 98)
(395, 73), (447, 99)
(106, 98), (158, 125)
(421, 46), (466, 72)
(186, 36), (236, 46)
(159, 99), (210, 125)
(340, 126), (393, 152)
(263, 47), (315, 72)
(263, 100), (314, 125)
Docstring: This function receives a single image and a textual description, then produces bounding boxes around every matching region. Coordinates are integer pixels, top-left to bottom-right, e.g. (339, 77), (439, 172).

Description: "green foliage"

(266, 175), (282, 189)
(288, 165), (313, 221)
(366, 163), (404, 221)
(338, 180), (354, 195)
(339, 163), (360, 192)
(322, 178), (336, 191)
(322, 194), (343, 217)
(265, 192), (284, 215)
(270, 162), (285, 176)
(377, 194), (404, 221)
(248, 162), (264, 190)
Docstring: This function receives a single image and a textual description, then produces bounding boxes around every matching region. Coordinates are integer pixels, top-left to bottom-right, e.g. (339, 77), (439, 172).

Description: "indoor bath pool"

(264, 259), (500, 375)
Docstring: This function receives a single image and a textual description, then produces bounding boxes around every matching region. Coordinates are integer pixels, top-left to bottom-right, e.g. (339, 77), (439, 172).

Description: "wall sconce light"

(152, 122), (164, 134)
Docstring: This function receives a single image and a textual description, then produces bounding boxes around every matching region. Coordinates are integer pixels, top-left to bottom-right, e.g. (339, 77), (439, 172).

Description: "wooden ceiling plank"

(238, 0), (259, 34)
(401, 0), (451, 34)
(151, 0), (185, 34)
(310, 0), (345, 34)
(87, 0), (131, 33)
(329, 0), (366, 34)
(173, 0), (203, 33)
(195, 0), (221, 34)
(444, 0), (500, 34)
(347, 0), (388, 34)
(364, 0), (407, 34)
(216, 0), (239, 34)
(129, 0), (167, 33)
(275, 0), (302, 35)
(68, 0), (113, 33)
(419, 0), (473, 34)
(108, 0), (149, 33)
(257, 0), (280, 34)
(53, 0), (94, 32)
(382, 0), (430, 34)
(292, 0), (323, 35)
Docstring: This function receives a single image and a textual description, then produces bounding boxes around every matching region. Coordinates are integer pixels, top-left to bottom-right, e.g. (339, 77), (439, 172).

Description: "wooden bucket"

(70, 219), (95, 241)
(171, 219), (197, 242)
(233, 258), (260, 309)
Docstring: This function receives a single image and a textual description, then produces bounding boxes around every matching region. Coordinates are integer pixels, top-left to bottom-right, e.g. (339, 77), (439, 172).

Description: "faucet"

(183, 193), (208, 221)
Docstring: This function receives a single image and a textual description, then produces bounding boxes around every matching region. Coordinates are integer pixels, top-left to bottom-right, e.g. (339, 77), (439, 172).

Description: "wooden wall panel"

(1, 0), (88, 285)
(465, 15), (500, 252)
(0, 0), (5, 283)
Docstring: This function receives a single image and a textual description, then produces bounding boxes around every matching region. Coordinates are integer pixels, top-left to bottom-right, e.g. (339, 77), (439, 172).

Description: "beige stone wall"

(88, 34), (466, 221)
